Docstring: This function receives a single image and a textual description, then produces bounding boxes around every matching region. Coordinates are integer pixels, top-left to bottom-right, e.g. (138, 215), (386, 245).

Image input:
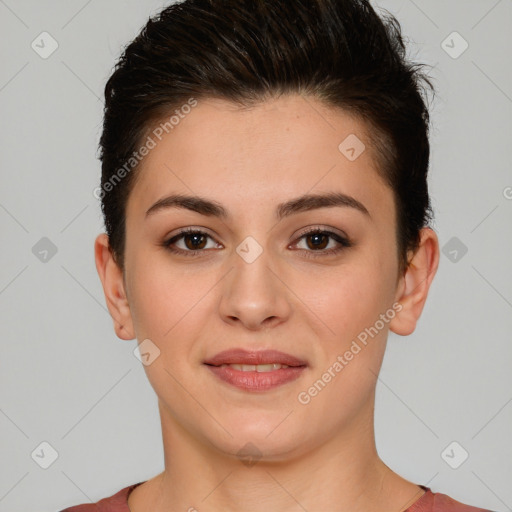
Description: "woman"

(61, 0), (496, 510)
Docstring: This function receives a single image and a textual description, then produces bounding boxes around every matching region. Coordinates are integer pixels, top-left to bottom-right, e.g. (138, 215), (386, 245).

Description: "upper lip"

(204, 349), (307, 367)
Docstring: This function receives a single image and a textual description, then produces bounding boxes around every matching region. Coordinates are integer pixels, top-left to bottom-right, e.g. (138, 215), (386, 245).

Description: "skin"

(95, 94), (439, 512)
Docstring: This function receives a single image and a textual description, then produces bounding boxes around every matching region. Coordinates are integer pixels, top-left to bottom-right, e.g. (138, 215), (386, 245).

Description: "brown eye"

(305, 232), (330, 250)
(163, 228), (220, 256)
(183, 232), (208, 250)
(291, 228), (353, 259)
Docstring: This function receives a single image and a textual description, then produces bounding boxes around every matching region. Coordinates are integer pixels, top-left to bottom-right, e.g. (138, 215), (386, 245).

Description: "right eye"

(163, 228), (222, 256)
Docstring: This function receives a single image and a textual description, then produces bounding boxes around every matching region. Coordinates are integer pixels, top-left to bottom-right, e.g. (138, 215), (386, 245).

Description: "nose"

(218, 243), (292, 331)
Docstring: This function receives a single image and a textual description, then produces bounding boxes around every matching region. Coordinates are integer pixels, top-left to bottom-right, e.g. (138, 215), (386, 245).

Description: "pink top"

(59, 483), (496, 511)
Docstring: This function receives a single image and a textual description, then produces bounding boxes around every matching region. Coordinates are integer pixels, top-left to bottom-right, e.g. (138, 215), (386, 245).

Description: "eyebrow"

(145, 192), (370, 221)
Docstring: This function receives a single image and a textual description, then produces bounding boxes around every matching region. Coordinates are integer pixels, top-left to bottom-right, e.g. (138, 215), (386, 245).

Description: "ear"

(94, 233), (135, 340)
(389, 227), (440, 336)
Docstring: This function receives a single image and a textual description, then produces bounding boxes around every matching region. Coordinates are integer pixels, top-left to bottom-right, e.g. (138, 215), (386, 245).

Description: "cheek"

(127, 255), (223, 362)
(126, 257), (197, 342)
(298, 270), (392, 416)
(126, 262), (208, 397)
(296, 262), (392, 344)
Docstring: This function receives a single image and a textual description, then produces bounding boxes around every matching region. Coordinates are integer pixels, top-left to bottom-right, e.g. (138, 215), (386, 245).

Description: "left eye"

(293, 230), (347, 251)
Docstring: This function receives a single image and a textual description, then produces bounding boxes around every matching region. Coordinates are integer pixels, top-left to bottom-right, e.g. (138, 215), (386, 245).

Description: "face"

(110, 94), (410, 460)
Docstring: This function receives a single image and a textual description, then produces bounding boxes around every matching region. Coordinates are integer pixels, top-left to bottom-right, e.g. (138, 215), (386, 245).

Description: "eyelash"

(161, 226), (353, 259)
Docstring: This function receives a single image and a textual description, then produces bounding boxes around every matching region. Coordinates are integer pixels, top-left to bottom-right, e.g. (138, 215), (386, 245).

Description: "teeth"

(220, 363), (289, 372)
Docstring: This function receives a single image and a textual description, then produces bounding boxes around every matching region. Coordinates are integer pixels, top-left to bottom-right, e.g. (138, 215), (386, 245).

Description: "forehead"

(126, 95), (393, 223)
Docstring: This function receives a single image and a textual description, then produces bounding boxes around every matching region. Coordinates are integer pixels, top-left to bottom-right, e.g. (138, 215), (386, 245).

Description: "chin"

(207, 419), (307, 463)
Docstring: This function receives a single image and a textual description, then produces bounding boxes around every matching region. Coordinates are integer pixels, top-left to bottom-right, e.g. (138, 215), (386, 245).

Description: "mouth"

(214, 362), (293, 372)
(204, 348), (307, 367)
(203, 349), (307, 392)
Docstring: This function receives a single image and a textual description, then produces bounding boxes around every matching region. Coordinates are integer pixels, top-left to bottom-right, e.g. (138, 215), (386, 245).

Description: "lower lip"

(205, 364), (306, 391)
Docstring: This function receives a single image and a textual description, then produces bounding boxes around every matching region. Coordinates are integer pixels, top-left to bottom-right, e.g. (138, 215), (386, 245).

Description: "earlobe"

(389, 227), (440, 336)
(94, 233), (136, 340)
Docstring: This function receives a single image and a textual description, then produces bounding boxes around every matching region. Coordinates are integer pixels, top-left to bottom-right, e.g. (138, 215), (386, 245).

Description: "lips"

(203, 349), (307, 391)
(203, 348), (307, 367)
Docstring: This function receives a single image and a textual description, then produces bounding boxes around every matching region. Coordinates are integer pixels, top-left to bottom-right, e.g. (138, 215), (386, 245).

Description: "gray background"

(0, 1), (511, 511)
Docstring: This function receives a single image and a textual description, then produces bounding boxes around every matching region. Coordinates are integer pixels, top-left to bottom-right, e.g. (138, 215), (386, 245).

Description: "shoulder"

(59, 482), (145, 511)
(432, 491), (497, 512)
(408, 486), (497, 512)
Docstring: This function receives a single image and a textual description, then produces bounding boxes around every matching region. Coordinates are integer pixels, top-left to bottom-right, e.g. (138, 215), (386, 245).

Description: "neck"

(129, 398), (424, 512)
